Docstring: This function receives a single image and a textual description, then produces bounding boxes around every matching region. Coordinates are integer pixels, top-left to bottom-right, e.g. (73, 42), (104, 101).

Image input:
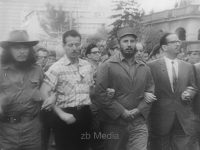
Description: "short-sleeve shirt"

(44, 55), (93, 108)
(0, 64), (44, 116)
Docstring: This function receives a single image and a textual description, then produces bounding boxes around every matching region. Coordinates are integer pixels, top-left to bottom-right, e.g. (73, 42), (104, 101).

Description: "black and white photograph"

(0, 0), (200, 150)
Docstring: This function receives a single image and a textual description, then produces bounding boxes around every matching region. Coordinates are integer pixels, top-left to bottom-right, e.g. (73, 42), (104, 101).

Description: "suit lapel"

(159, 58), (173, 93)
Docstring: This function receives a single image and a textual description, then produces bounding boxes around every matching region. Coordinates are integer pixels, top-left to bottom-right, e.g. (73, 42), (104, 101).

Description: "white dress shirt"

(164, 56), (178, 92)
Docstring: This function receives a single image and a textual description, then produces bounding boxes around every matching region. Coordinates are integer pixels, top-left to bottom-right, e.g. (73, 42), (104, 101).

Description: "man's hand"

(130, 108), (140, 118)
(144, 92), (157, 103)
(106, 88), (115, 98)
(122, 108), (140, 120)
(59, 112), (76, 124)
(181, 91), (192, 102)
(121, 109), (132, 120)
(41, 93), (56, 110)
(54, 106), (76, 124)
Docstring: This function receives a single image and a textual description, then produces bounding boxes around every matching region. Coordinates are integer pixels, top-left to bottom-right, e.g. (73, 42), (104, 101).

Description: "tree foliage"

(40, 3), (76, 38)
(109, 0), (144, 41)
(143, 27), (164, 53)
(86, 25), (109, 45)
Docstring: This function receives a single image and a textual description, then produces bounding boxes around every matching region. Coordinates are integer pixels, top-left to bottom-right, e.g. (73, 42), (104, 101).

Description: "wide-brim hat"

(117, 26), (137, 40)
(0, 30), (39, 48)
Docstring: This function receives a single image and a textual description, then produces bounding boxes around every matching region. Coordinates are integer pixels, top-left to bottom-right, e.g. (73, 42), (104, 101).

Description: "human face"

(142, 53), (149, 62)
(119, 35), (137, 58)
(10, 44), (29, 62)
(88, 47), (101, 62)
(136, 45), (144, 60)
(37, 51), (48, 66)
(63, 36), (81, 59)
(164, 34), (181, 57)
(188, 51), (200, 64)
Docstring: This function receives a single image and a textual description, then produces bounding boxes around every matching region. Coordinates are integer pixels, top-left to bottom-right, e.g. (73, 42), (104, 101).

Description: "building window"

(198, 29), (200, 40)
(175, 27), (186, 41)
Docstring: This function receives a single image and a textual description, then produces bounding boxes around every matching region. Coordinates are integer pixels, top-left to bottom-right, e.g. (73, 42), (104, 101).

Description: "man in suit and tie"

(148, 33), (200, 150)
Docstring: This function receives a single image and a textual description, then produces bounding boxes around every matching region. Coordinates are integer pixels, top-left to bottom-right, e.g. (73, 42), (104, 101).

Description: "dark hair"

(85, 43), (98, 56)
(160, 32), (172, 47)
(1, 45), (37, 67)
(62, 30), (81, 45)
(149, 44), (161, 58)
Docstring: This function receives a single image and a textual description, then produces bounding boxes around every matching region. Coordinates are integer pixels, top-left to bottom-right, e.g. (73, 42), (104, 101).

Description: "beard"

(121, 47), (137, 59)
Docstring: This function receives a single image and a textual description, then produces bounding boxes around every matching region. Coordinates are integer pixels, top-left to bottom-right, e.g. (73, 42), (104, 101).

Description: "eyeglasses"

(91, 51), (100, 54)
(167, 40), (181, 45)
(66, 42), (81, 48)
(38, 56), (47, 59)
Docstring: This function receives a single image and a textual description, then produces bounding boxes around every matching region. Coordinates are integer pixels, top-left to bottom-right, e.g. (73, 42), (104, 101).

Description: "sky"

(138, 0), (177, 14)
(43, 0), (178, 15)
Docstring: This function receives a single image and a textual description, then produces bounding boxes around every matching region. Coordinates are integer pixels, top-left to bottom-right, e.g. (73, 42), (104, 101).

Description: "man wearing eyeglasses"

(85, 43), (101, 72)
(148, 33), (200, 150)
(40, 30), (93, 150)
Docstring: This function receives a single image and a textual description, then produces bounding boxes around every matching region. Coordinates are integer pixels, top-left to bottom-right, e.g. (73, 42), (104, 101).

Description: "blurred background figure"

(36, 47), (49, 70)
(85, 43), (102, 150)
(135, 42), (145, 61)
(85, 43), (101, 72)
(99, 44), (109, 62)
(187, 43), (200, 64)
(135, 42), (149, 62)
(39, 49), (57, 150)
(107, 39), (120, 57)
(143, 51), (149, 62)
(44, 50), (57, 71)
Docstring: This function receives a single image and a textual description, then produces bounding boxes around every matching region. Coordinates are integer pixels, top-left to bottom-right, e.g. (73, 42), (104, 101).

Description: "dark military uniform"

(0, 64), (43, 150)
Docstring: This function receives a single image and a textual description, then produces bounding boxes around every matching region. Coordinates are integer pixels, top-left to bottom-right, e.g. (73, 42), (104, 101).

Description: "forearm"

(40, 82), (57, 110)
(137, 99), (152, 119)
(40, 82), (52, 100)
(53, 106), (69, 118)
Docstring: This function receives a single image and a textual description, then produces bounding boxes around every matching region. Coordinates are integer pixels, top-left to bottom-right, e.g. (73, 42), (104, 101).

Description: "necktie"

(172, 61), (177, 92)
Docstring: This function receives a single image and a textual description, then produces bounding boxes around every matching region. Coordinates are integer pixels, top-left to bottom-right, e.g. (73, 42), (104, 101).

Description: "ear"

(87, 54), (91, 58)
(162, 45), (167, 52)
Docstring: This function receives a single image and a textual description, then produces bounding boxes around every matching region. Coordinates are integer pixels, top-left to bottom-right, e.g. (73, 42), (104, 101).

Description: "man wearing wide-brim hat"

(94, 26), (155, 150)
(0, 30), (49, 150)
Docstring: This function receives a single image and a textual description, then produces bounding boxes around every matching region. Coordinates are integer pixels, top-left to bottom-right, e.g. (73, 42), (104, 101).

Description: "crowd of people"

(0, 27), (200, 150)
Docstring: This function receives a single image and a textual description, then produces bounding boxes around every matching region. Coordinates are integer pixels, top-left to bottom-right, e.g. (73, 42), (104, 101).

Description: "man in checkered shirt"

(40, 30), (93, 150)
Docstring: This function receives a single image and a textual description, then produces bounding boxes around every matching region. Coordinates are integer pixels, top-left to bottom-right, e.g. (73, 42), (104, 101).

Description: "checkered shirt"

(44, 55), (93, 108)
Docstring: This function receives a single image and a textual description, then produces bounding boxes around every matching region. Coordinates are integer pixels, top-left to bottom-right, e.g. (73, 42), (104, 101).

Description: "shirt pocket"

(30, 78), (40, 89)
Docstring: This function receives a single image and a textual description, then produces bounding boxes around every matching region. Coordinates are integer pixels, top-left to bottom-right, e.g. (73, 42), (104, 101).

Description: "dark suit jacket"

(193, 63), (200, 116)
(94, 54), (154, 126)
(148, 58), (200, 136)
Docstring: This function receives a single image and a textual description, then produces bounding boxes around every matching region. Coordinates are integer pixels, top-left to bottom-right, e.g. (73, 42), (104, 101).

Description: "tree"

(86, 25), (109, 45)
(143, 27), (164, 53)
(40, 3), (76, 38)
(109, 0), (144, 41)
